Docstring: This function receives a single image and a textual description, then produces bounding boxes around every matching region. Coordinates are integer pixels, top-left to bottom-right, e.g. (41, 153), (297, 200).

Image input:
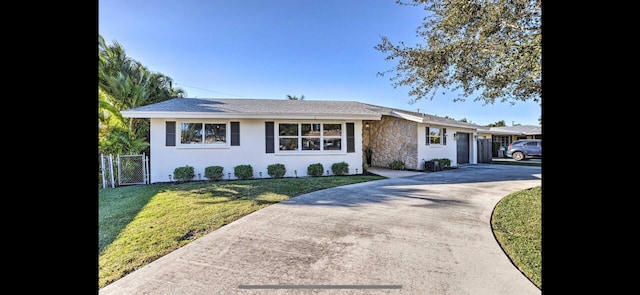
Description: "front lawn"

(98, 175), (384, 288)
(491, 185), (542, 289)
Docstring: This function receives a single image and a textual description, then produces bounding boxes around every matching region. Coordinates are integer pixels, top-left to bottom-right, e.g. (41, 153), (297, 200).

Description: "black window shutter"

(443, 128), (447, 145)
(426, 127), (430, 145)
(346, 123), (355, 153)
(265, 122), (274, 153)
(231, 122), (240, 146)
(166, 121), (176, 146)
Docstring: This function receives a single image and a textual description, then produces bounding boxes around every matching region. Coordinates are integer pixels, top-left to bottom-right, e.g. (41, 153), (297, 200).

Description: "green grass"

(98, 175), (384, 288)
(491, 186), (542, 289)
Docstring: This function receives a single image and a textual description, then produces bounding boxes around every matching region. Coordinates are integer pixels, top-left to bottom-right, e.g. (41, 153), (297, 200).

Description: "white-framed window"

(277, 122), (343, 152)
(179, 122), (228, 145)
(426, 127), (446, 145)
(493, 135), (512, 148)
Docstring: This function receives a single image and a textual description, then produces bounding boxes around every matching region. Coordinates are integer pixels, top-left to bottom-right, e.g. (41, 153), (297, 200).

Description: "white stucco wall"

(149, 118), (364, 183)
(470, 132), (478, 164)
(416, 124), (478, 168)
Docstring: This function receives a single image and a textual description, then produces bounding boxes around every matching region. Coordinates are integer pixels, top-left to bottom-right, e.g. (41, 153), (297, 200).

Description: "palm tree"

(98, 34), (185, 155)
(286, 94), (305, 100)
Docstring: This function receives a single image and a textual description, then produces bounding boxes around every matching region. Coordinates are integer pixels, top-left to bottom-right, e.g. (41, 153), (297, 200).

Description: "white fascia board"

(421, 119), (481, 130)
(121, 111), (382, 120)
(484, 130), (523, 135)
(389, 111), (424, 123)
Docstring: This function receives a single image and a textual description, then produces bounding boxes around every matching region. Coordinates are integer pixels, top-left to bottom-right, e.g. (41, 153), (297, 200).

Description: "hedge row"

(172, 161), (352, 181)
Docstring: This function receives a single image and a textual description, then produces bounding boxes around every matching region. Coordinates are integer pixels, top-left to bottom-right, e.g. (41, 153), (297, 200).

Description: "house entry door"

(456, 133), (470, 164)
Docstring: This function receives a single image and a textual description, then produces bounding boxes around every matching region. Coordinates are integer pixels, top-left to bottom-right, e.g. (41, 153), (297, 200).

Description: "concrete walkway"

(100, 164), (542, 294)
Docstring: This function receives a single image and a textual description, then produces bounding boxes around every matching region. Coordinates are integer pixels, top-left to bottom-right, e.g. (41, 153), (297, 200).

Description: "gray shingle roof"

(391, 108), (484, 128)
(121, 98), (383, 119)
(120, 97), (512, 131)
(357, 103), (482, 129)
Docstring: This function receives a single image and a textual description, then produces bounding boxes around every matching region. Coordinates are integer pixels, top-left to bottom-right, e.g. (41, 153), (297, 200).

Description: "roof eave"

(389, 110), (424, 123)
(484, 130), (524, 135)
(421, 119), (480, 130)
(389, 111), (480, 130)
(120, 111), (382, 120)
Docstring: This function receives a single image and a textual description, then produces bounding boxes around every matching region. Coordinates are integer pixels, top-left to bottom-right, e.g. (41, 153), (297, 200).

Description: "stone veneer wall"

(363, 115), (418, 170)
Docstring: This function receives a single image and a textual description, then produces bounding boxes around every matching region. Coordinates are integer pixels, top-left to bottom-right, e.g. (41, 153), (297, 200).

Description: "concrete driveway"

(100, 164), (542, 294)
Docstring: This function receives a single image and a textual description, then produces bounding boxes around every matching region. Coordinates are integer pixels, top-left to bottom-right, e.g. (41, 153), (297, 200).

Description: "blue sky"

(99, 0), (541, 126)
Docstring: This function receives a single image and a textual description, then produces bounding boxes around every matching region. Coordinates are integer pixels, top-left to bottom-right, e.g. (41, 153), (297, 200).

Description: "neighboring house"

(478, 125), (542, 149)
(120, 98), (482, 183)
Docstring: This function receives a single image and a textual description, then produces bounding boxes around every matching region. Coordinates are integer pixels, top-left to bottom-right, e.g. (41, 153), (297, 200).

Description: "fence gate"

(100, 154), (116, 188)
(117, 153), (150, 186)
(476, 138), (493, 163)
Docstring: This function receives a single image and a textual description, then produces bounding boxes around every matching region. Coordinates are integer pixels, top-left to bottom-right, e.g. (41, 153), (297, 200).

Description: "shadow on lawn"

(98, 181), (293, 254)
(98, 185), (161, 253)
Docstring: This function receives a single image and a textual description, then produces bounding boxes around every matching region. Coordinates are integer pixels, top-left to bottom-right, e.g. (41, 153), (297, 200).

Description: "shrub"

(365, 147), (373, 165)
(173, 165), (195, 181)
(204, 166), (224, 181)
(267, 163), (286, 178)
(307, 163), (324, 177)
(431, 158), (451, 170)
(388, 160), (405, 170)
(331, 162), (349, 175)
(233, 165), (254, 180)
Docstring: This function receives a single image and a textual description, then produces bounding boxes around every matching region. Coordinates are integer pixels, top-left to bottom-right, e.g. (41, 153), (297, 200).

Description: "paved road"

(100, 164), (542, 294)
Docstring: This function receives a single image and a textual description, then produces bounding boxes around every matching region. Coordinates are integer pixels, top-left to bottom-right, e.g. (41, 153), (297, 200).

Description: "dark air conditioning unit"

(424, 160), (439, 172)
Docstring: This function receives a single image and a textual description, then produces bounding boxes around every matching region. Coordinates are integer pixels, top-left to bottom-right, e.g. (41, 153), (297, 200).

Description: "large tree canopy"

(375, 0), (541, 105)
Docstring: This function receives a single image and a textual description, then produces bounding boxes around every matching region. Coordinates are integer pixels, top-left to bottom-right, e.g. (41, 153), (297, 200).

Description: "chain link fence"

(100, 153), (149, 188)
